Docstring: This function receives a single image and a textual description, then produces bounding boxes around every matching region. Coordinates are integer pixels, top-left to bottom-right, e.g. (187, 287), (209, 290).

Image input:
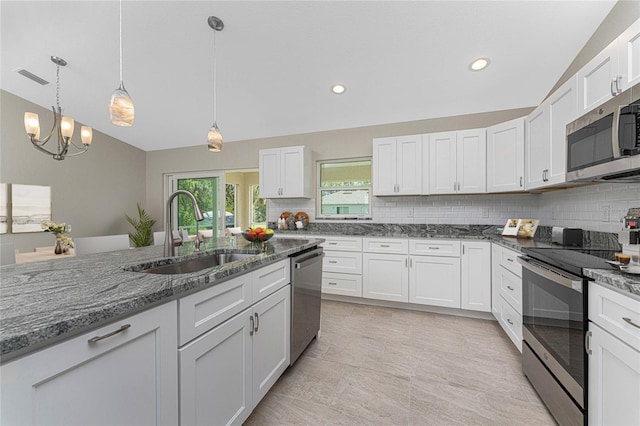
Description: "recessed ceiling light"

(470, 57), (490, 71)
(331, 84), (346, 94)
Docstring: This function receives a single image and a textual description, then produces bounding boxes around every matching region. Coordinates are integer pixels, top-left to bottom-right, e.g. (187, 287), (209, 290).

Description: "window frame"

(316, 157), (372, 220)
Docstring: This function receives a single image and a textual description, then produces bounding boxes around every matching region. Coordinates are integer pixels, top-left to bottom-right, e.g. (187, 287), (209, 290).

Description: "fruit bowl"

(241, 228), (274, 243)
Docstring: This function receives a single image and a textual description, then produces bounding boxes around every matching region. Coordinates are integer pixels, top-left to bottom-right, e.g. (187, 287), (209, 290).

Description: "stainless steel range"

(518, 247), (617, 426)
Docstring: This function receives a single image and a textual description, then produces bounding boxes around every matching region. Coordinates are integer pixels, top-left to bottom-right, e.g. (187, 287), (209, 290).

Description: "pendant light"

(207, 16), (224, 152)
(109, 0), (134, 126)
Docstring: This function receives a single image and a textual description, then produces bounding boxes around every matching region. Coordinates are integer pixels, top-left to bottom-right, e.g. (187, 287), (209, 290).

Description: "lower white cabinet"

(409, 254), (461, 308)
(460, 241), (491, 312)
(491, 243), (522, 351)
(179, 285), (290, 426)
(588, 282), (640, 426)
(362, 252), (409, 302)
(0, 301), (179, 426)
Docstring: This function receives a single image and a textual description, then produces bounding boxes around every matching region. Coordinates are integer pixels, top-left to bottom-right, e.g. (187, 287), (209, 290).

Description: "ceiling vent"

(15, 68), (49, 85)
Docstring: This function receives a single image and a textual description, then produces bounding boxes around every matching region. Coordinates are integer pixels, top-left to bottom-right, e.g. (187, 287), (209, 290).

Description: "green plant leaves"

(125, 203), (157, 247)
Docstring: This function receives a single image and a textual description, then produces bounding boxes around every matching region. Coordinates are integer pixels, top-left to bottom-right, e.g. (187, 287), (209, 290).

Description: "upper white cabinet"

(526, 76), (577, 190)
(259, 146), (312, 198)
(1, 302), (179, 426)
(372, 135), (423, 196)
(577, 18), (640, 116)
(429, 129), (486, 194)
(486, 118), (525, 192)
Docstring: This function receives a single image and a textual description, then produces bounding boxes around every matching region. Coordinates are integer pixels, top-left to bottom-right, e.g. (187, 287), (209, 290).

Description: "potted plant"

(125, 203), (156, 247)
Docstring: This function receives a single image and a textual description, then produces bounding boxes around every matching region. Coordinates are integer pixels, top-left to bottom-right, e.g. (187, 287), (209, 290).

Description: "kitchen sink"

(139, 252), (257, 275)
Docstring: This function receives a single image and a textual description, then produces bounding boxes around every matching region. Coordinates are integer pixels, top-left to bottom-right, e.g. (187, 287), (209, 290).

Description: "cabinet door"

(577, 39), (619, 116)
(491, 244), (503, 318)
(372, 137), (398, 195)
(457, 129), (486, 194)
(547, 76), (576, 186)
(323, 271), (363, 297)
(409, 255), (460, 308)
(252, 258), (290, 303)
(588, 323), (640, 426)
(179, 309), (253, 426)
(323, 250), (362, 274)
(362, 253), (408, 302)
(280, 146), (305, 197)
(618, 18), (640, 91)
(1, 302), (178, 426)
(429, 132), (457, 194)
(525, 106), (550, 189)
(487, 118), (525, 192)
(259, 148), (281, 198)
(252, 285), (291, 407)
(461, 242), (491, 312)
(396, 135), (422, 195)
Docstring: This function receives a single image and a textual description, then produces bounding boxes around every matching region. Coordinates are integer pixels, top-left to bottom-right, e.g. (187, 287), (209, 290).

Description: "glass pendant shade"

(60, 116), (74, 138)
(207, 123), (223, 152)
(24, 112), (41, 140)
(81, 126), (93, 145)
(109, 82), (135, 126)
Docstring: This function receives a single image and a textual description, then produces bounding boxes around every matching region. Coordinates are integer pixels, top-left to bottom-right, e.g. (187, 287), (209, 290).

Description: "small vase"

(54, 237), (63, 255)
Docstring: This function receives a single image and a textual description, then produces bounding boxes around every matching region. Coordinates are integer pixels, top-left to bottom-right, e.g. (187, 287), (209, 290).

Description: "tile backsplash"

(268, 183), (639, 233)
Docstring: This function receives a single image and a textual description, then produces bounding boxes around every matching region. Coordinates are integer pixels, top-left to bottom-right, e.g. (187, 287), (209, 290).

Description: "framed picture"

(0, 183), (7, 234)
(502, 218), (520, 236)
(11, 184), (51, 233)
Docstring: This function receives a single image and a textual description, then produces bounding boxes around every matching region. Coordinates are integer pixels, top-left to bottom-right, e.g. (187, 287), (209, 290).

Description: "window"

(250, 184), (266, 228)
(225, 183), (236, 228)
(317, 159), (371, 218)
(167, 172), (224, 238)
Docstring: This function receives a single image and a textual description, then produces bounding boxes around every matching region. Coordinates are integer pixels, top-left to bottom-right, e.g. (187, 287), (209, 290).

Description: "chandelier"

(207, 16), (224, 152)
(24, 56), (92, 160)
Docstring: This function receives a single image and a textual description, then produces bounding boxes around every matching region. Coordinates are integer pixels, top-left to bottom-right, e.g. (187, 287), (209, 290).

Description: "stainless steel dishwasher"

(289, 246), (324, 365)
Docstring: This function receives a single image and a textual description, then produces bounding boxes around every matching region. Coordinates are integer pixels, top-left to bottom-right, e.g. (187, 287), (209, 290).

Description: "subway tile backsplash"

(268, 183), (640, 233)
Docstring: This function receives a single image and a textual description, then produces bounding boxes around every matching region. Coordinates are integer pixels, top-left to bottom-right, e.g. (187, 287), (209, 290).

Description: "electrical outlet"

(407, 207), (414, 218)
(481, 207), (489, 218)
(601, 205), (610, 222)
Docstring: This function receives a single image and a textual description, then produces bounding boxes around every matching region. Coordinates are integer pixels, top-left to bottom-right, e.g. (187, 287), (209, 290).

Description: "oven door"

(519, 256), (586, 408)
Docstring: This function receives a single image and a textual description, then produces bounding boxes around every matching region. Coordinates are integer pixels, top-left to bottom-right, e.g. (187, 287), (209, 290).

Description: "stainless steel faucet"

(164, 190), (205, 257)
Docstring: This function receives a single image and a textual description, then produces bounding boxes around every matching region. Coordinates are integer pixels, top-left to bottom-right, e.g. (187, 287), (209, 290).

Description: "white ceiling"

(1, 1), (617, 152)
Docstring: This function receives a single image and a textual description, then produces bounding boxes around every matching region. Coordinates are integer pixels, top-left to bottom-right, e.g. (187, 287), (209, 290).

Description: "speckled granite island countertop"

(0, 237), (323, 362)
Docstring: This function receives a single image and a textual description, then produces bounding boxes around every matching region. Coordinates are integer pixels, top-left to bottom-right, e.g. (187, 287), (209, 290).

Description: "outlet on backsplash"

(482, 207), (489, 218)
(601, 204), (611, 222)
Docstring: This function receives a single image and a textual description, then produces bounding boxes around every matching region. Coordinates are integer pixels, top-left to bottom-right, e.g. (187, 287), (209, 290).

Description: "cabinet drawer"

(252, 258), (291, 303)
(498, 246), (521, 276)
(498, 295), (522, 351)
(589, 282), (640, 351)
(410, 239), (461, 257)
(179, 274), (253, 345)
(497, 265), (522, 314)
(321, 236), (363, 252)
(323, 251), (362, 274)
(363, 238), (408, 254)
(322, 272), (363, 297)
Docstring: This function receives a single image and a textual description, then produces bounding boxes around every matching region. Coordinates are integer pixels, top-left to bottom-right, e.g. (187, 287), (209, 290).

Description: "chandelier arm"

(60, 146), (89, 157)
(67, 139), (86, 150)
(29, 138), (61, 157)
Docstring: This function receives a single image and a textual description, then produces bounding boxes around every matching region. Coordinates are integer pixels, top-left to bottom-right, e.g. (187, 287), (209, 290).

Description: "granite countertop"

(0, 237), (322, 362)
(584, 268), (640, 301)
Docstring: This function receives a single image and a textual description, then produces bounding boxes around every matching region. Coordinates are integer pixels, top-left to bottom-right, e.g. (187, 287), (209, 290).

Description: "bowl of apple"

(241, 227), (275, 244)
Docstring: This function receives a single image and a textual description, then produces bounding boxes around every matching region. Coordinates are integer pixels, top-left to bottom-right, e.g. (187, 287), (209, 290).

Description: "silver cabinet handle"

(506, 258), (514, 262)
(328, 260), (338, 264)
(585, 330), (592, 355)
(507, 285), (514, 291)
(88, 324), (131, 343)
(327, 242), (338, 245)
(506, 319), (514, 326)
(428, 247), (440, 250)
(409, 257), (413, 268)
(520, 176), (523, 187)
(380, 244), (390, 248)
(327, 282), (337, 285)
(405, 258), (408, 268)
(611, 78), (618, 96)
(462, 245), (465, 255)
(254, 312), (260, 332)
(616, 76), (622, 94)
(250, 315), (254, 336)
(623, 317), (640, 329)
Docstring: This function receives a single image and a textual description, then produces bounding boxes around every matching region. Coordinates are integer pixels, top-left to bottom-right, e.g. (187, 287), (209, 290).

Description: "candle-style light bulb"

(60, 117), (74, 138)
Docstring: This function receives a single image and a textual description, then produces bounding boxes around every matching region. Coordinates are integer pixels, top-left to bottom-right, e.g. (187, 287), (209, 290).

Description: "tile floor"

(245, 300), (557, 426)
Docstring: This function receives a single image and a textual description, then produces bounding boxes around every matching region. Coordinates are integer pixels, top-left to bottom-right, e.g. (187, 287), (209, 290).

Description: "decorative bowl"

(241, 230), (274, 243)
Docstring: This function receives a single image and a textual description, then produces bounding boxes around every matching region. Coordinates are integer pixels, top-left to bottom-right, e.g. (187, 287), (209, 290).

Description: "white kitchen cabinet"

(460, 241), (491, 312)
(429, 129), (486, 194)
(1, 302), (178, 426)
(259, 146), (312, 198)
(409, 254), (461, 308)
(491, 243), (522, 351)
(588, 281), (640, 426)
(320, 236), (363, 297)
(526, 76), (576, 190)
(362, 252), (409, 302)
(577, 18), (640, 115)
(372, 135), (423, 195)
(486, 118), (525, 192)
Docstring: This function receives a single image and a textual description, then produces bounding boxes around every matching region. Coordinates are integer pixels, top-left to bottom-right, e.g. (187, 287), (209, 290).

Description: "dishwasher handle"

(293, 248), (324, 269)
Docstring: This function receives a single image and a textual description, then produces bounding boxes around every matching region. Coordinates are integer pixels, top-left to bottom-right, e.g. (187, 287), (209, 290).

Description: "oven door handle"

(517, 256), (583, 292)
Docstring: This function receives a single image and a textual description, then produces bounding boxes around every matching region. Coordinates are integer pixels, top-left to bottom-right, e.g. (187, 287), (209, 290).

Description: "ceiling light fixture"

(331, 84), (346, 94)
(24, 56), (92, 161)
(109, 0), (134, 126)
(470, 57), (490, 71)
(207, 16), (224, 152)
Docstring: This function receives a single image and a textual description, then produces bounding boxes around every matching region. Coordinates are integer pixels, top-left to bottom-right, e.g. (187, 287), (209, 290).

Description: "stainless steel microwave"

(566, 83), (640, 183)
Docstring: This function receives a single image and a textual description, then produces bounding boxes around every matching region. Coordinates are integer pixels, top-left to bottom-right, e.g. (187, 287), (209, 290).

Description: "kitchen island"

(0, 236), (322, 362)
